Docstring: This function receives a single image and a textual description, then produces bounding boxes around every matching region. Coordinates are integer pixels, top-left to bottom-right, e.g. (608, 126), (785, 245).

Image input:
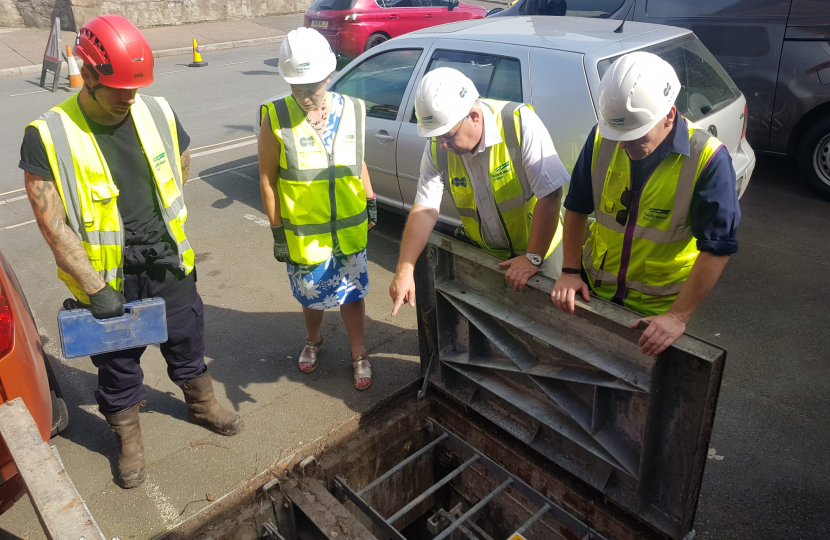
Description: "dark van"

(491, 0), (830, 199)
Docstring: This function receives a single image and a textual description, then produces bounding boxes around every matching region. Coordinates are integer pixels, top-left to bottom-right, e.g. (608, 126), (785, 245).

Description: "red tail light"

(0, 282), (13, 359)
(741, 103), (748, 141)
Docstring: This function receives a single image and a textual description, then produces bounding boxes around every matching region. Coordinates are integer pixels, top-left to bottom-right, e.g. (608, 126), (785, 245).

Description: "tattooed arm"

(180, 149), (191, 185)
(24, 172), (105, 295)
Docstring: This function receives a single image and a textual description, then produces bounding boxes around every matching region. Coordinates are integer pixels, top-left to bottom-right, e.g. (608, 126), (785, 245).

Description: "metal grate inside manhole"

(333, 419), (606, 540)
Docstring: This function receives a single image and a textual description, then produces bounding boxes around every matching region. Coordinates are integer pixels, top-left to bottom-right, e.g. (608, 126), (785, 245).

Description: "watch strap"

(561, 267), (581, 275)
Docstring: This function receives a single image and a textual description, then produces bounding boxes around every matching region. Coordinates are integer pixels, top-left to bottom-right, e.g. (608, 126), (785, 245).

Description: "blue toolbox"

(57, 298), (168, 359)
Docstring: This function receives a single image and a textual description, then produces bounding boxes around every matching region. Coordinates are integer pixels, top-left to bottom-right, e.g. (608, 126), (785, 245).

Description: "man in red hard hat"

(20, 15), (242, 490)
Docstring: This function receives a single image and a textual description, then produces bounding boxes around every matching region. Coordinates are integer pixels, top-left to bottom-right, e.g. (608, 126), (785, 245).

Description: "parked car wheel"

(364, 33), (389, 52)
(797, 116), (830, 200)
(487, 7), (504, 16)
(50, 390), (69, 438)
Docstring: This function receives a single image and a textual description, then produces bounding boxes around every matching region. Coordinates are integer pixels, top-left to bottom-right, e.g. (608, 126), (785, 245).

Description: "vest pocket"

(84, 183), (120, 229)
(600, 194), (617, 215)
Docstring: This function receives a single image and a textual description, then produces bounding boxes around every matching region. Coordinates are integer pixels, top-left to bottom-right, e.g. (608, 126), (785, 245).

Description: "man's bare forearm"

(25, 173), (104, 294)
(562, 209), (589, 268)
(526, 187), (562, 255)
(669, 252), (730, 322)
(180, 149), (191, 185)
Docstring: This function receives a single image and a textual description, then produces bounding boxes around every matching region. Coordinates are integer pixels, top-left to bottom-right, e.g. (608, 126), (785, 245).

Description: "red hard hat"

(74, 15), (154, 89)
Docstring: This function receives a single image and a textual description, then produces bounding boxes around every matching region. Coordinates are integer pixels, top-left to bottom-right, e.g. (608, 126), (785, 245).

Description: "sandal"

(299, 338), (323, 374)
(352, 354), (372, 391)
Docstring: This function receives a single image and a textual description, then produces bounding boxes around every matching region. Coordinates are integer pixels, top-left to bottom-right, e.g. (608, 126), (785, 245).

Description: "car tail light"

(741, 103), (748, 141)
(344, 13), (359, 21)
(0, 282), (13, 359)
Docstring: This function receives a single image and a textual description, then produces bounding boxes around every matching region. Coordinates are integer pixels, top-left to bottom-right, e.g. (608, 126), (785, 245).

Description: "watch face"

(527, 253), (542, 266)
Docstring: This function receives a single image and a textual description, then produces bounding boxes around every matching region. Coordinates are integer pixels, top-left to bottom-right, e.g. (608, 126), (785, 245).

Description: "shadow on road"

(45, 352), (194, 483)
(201, 305), (420, 412)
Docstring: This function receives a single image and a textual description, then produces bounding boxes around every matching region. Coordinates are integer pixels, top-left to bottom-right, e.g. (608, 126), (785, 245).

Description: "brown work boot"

(180, 373), (243, 436)
(103, 403), (146, 489)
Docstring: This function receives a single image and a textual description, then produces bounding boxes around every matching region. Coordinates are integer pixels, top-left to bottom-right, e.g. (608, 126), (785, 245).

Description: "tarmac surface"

(0, 10), (828, 540)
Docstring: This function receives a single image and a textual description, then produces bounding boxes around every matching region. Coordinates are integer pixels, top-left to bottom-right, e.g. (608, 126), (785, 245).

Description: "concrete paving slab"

(0, 28), (76, 69)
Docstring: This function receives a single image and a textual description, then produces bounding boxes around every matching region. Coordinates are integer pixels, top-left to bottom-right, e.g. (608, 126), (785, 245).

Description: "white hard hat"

(597, 51), (681, 142)
(414, 67), (480, 138)
(278, 27), (336, 85)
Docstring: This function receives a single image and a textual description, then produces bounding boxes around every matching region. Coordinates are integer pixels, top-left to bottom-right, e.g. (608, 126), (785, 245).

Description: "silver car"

(257, 16), (755, 226)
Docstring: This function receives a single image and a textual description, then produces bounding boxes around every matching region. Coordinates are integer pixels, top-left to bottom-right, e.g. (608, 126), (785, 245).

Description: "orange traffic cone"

(188, 39), (208, 68)
(65, 46), (83, 89)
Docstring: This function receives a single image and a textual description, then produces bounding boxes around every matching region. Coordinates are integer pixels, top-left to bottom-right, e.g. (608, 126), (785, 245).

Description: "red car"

(0, 248), (68, 514)
(304, 0), (486, 58)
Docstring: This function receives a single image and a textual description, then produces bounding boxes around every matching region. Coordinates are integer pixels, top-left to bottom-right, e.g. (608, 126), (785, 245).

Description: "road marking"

(143, 480), (180, 526)
(2, 219), (36, 230)
(0, 195), (28, 206)
(191, 139), (256, 158)
(229, 170), (256, 183)
(9, 89), (48, 97)
(157, 68), (188, 75)
(244, 214), (270, 227)
(2, 162), (258, 231)
(215, 60), (249, 67)
(191, 135), (255, 152)
(0, 188), (25, 197)
(189, 161), (257, 183)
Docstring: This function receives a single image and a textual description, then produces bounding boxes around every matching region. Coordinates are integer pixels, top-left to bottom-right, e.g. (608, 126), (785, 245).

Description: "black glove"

(271, 225), (290, 263)
(88, 285), (126, 319)
(366, 197), (378, 229)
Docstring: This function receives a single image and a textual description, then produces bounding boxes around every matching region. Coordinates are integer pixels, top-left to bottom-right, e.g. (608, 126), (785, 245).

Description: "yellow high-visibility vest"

(430, 99), (562, 260)
(583, 120), (725, 316)
(27, 94), (193, 303)
(261, 95), (367, 266)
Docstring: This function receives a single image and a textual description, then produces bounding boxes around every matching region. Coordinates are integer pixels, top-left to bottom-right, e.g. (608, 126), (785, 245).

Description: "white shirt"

(415, 102), (570, 250)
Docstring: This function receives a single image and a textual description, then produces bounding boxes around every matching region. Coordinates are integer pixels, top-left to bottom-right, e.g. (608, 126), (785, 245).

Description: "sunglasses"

(430, 116), (467, 146)
(616, 188), (632, 226)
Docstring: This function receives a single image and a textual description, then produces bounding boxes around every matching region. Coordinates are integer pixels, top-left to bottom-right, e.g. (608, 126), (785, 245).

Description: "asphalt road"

(0, 39), (828, 540)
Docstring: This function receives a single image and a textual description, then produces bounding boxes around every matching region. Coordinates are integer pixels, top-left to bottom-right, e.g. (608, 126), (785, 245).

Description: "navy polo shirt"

(564, 116), (741, 255)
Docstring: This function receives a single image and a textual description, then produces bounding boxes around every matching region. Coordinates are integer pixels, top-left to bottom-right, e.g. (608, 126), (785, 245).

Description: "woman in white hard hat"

(258, 27), (376, 391)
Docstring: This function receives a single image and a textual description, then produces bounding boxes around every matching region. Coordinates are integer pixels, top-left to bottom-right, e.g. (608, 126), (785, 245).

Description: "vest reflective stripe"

(27, 94), (193, 303)
(583, 121), (723, 316)
(431, 99), (561, 260)
(136, 95), (193, 269)
(263, 95), (368, 265)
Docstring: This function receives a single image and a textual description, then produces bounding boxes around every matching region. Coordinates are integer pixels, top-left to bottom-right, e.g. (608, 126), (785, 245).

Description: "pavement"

(0, 14), (306, 74)
(0, 10), (827, 540)
(0, 0), (507, 75)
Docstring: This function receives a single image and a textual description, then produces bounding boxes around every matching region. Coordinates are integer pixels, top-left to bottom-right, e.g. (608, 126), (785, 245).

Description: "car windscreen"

(309, 0), (358, 10)
(597, 34), (741, 122)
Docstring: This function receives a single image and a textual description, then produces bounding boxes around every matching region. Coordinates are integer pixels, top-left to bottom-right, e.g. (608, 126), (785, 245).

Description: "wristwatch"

(525, 252), (543, 267)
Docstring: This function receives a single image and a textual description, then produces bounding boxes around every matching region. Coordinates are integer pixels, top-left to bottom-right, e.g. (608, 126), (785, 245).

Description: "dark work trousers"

(90, 267), (207, 415)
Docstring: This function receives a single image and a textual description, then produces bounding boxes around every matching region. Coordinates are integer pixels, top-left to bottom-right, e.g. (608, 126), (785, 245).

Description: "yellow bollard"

(188, 39), (208, 68)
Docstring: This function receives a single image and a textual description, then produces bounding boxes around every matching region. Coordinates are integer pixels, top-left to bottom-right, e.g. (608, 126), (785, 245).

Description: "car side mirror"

(448, 0), (458, 10)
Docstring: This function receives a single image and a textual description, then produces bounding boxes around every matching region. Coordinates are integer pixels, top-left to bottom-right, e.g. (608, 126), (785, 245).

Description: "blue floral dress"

(287, 93), (370, 310)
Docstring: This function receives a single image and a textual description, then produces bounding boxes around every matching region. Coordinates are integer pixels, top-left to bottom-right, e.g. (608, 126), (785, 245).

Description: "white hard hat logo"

(663, 83), (671, 97)
(459, 88), (467, 98)
(608, 117), (625, 127)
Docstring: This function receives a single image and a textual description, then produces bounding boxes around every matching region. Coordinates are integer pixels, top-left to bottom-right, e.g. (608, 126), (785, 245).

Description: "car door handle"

(388, 14), (399, 19)
(425, 13), (434, 18)
(375, 131), (395, 143)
